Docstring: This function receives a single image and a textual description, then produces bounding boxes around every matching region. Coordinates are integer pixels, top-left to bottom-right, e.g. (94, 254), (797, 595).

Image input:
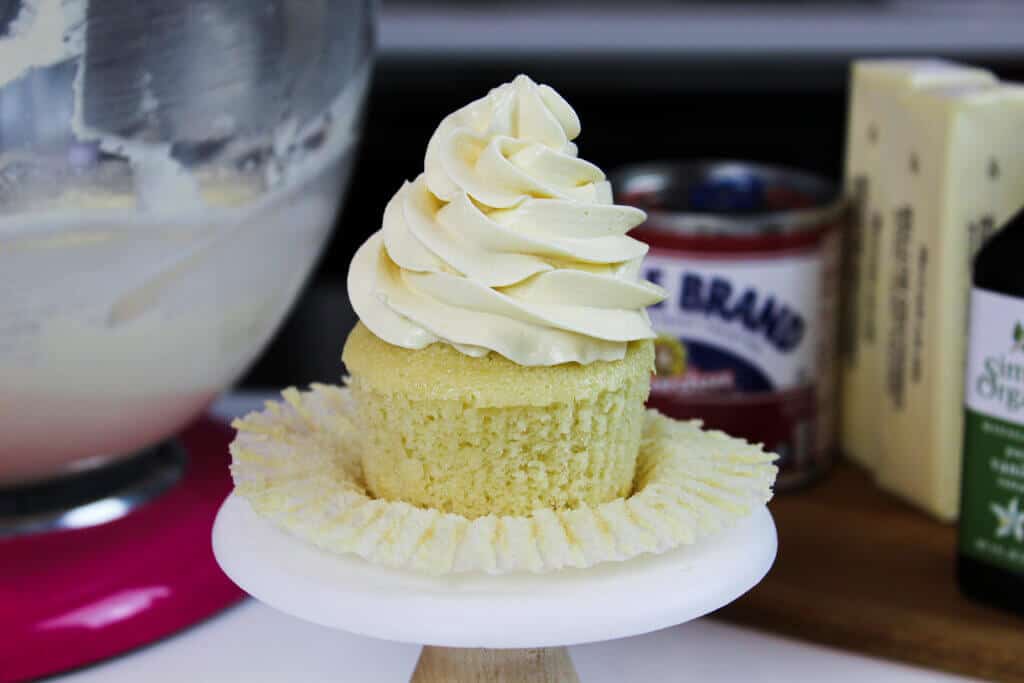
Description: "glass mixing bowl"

(0, 0), (374, 485)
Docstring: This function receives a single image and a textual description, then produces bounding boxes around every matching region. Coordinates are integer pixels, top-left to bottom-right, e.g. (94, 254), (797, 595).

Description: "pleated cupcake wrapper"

(230, 384), (778, 575)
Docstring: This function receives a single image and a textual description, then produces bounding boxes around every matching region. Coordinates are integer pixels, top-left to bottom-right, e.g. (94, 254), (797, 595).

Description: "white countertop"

(55, 599), (976, 683)
(51, 393), (979, 683)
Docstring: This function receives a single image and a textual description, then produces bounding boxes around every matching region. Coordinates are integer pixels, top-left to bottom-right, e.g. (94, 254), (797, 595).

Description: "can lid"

(611, 160), (846, 236)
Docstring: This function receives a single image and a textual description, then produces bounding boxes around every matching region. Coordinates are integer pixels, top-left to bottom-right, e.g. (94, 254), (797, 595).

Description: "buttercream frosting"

(349, 75), (665, 366)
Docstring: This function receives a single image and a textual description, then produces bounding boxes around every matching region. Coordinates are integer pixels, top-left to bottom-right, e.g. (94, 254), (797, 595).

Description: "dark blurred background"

(241, 0), (1024, 389)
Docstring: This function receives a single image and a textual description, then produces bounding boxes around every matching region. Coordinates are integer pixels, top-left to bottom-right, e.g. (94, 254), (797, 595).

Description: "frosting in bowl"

(349, 75), (665, 366)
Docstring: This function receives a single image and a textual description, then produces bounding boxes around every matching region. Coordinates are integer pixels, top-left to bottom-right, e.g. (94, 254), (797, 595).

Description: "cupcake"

(344, 75), (665, 518)
(231, 75), (778, 574)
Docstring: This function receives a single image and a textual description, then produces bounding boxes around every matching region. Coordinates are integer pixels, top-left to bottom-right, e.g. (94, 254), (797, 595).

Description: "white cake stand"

(213, 494), (776, 682)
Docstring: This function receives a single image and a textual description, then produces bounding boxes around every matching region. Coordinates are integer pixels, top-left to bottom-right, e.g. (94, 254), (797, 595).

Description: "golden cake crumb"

(343, 323), (654, 517)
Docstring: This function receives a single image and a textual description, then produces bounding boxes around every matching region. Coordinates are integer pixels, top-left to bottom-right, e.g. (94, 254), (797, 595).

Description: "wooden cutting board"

(716, 460), (1024, 682)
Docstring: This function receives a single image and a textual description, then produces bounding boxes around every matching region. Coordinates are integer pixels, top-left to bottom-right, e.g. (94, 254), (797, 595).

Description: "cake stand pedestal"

(213, 494), (776, 682)
(412, 646), (578, 682)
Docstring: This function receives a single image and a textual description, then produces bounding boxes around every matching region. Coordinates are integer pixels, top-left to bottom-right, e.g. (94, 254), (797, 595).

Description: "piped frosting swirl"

(348, 75), (665, 366)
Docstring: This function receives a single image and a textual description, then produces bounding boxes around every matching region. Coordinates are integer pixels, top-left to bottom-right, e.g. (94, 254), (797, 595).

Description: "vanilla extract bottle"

(957, 205), (1024, 615)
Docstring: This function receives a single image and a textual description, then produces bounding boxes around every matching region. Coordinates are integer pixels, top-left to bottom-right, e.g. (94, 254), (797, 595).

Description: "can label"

(639, 229), (838, 486)
(960, 288), (1024, 573)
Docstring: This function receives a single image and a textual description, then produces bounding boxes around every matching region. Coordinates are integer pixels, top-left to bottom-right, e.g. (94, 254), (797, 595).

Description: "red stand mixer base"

(0, 418), (245, 683)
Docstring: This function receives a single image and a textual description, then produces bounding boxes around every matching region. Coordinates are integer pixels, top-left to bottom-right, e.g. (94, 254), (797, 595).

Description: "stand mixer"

(0, 2), (373, 679)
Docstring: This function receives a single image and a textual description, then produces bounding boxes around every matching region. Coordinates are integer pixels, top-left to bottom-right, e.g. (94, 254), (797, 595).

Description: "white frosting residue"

(349, 75), (665, 366)
(0, 1), (68, 87)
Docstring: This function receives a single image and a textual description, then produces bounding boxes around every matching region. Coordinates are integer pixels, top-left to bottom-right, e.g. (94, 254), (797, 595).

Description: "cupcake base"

(342, 323), (654, 518)
(230, 385), (777, 575)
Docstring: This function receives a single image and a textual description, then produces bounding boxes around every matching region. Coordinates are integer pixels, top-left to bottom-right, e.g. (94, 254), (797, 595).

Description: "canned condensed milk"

(614, 161), (846, 490)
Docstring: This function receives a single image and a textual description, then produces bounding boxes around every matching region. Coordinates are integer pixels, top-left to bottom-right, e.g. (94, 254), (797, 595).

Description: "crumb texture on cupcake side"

(344, 322), (654, 517)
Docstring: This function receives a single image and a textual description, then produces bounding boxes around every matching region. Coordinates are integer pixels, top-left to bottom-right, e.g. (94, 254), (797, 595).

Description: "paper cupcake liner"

(230, 384), (778, 575)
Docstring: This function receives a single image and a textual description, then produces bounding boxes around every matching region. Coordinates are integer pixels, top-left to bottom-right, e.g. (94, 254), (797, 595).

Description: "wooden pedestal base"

(411, 647), (579, 682)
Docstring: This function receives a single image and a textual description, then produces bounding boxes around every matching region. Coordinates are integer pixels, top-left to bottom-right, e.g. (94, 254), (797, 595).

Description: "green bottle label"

(960, 289), (1024, 572)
